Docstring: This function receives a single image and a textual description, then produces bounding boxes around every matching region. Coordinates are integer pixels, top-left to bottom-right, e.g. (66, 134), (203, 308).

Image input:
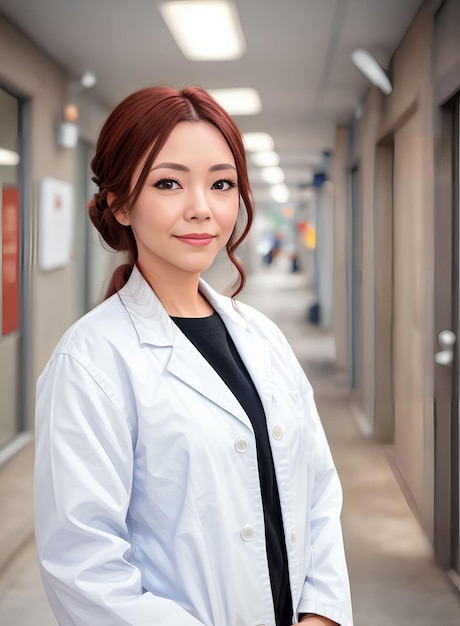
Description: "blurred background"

(1, 0), (460, 624)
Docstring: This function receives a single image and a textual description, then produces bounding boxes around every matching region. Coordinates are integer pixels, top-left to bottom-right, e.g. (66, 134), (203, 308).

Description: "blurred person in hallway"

(34, 85), (353, 626)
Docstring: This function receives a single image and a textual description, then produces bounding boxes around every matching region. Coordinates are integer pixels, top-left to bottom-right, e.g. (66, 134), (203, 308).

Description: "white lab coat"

(34, 266), (353, 626)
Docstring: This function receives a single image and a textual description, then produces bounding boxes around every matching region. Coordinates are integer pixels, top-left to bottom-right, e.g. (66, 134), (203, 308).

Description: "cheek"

(224, 201), (240, 230)
(131, 198), (162, 227)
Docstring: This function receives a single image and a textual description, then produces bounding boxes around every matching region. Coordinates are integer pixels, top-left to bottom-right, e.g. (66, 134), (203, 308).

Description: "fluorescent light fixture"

(270, 183), (290, 203)
(208, 88), (261, 115)
(0, 148), (20, 166)
(351, 48), (392, 95)
(261, 166), (285, 184)
(250, 151), (280, 167)
(159, 0), (246, 61)
(243, 132), (274, 152)
(80, 71), (97, 89)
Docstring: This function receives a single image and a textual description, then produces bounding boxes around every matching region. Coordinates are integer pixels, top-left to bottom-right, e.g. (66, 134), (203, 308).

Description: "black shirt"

(172, 312), (292, 626)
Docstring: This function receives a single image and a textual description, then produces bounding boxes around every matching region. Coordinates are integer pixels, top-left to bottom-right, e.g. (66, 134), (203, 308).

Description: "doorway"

(348, 166), (361, 390)
(374, 137), (395, 443)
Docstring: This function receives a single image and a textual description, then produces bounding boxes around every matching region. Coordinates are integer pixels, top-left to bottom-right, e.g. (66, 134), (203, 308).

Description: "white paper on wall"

(38, 177), (74, 271)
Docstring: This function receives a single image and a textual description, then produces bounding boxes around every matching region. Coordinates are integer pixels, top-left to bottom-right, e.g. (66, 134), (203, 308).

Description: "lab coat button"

(290, 531), (297, 544)
(272, 425), (283, 440)
(240, 524), (255, 541)
(235, 437), (249, 452)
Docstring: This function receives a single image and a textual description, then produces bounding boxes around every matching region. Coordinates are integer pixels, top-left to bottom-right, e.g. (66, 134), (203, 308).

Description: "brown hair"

(87, 85), (254, 298)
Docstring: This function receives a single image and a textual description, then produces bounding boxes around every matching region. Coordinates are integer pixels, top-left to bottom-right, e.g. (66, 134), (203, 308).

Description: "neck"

(138, 264), (214, 318)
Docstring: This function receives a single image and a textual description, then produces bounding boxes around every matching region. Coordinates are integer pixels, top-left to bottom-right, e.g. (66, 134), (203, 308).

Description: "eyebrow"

(151, 162), (236, 173)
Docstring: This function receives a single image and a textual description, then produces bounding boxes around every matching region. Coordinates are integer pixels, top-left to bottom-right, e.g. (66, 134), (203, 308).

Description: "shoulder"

(235, 299), (281, 336)
(207, 286), (312, 384)
(47, 293), (132, 363)
(39, 293), (140, 411)
(214, 290), (291, 350)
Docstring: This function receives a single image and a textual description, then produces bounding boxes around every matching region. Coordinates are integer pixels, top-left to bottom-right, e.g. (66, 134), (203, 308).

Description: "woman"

(34, 85), (353, 626)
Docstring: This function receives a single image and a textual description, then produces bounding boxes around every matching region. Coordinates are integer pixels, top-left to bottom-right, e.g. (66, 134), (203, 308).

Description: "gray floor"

(1, 261), (460, 625)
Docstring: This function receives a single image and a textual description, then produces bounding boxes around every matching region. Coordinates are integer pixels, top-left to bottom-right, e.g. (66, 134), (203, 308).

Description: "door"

(452, 99), (460, 579)
(348, 166), (361, 389)
(434, 94), (460, 585)
(0, 88), (23, 448)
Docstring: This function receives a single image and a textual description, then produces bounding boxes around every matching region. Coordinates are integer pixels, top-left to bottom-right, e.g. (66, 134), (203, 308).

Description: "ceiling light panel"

(159, 1), (246, 61)
(208, 88), (262, 115)
(261, 166), (285, 184)
(250, 151), (280, 167)
(243, 132), (274, 152)
(0, 148), (20, 166)
(270, 184), (290, 203)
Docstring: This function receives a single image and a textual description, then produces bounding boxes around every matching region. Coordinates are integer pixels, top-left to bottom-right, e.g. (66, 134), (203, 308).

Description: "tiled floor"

(1, 261), (460, 625)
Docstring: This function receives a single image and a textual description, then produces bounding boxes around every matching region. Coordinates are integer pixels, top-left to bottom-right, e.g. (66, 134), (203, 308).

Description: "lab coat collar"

(117, 265), (248, 347)
(117, 265), (174, 347)
(117, 266), (272, 422)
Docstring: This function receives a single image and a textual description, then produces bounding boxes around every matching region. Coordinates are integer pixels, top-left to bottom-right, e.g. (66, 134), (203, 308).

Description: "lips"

(175, 233), (216, 247)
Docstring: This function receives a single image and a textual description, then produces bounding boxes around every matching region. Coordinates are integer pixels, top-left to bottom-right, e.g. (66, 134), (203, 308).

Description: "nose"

(184, 188), (212, 221)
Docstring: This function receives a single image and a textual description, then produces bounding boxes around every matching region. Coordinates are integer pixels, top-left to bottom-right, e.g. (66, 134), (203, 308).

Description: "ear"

(108, 191), (131, 226)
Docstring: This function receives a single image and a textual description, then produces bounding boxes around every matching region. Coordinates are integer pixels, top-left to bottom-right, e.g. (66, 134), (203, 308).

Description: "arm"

(295, 385), (353, 626)
(267, 324), (353, 626)
(299, 615), (338, 625)
(34, 352), (205, 626)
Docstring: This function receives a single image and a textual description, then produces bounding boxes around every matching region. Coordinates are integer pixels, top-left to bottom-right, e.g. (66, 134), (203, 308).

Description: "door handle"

(435, 329), (456, 366)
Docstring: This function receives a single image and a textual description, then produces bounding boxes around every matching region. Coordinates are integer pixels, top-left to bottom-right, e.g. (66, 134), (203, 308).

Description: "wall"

(331, 0), (435, 537)
(0, 14), (109, 570)
(0, 17), (73, 430)
(379, 0), (435, 538)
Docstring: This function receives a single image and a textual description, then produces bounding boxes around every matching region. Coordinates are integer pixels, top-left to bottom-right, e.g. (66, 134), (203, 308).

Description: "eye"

(153, 178), (181, 190)
(212, 179), (237, 191)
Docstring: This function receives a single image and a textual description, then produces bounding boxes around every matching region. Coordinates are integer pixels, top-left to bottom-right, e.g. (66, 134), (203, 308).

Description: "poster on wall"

(38, 177), (74, 271)
(2, 186), (20, 335)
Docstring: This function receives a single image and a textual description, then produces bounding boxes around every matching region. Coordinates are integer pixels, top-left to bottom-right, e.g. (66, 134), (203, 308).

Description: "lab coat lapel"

(119, 267), (271, 429)
(199, 280), (273, 420)
(118, 267), (255, 430)
(166, 329), (254, 431)
(222, 320), (273, 419)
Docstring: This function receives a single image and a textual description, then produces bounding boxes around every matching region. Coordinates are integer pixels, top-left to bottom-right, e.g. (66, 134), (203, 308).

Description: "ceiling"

(0, 0), (424, 203)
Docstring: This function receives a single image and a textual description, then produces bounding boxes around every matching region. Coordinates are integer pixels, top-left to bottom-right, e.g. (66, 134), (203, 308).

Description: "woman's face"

(116, 121), (240, 282)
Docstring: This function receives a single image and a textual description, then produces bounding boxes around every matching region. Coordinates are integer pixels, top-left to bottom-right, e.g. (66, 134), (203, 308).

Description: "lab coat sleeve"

(266, 324), (353, 626)
(34, 351), (205, 626)
(296, 388), (353, 626)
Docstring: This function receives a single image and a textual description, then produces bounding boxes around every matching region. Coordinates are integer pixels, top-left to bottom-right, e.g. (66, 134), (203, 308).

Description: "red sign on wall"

(2, 187), (20, 335)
